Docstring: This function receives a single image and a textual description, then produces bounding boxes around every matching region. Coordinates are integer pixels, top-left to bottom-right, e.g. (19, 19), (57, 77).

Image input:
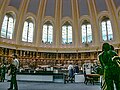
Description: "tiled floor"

(0, 81), (101, 90)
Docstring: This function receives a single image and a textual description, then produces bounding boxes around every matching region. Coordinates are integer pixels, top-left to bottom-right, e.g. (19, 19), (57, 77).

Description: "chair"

(84, 72), (94, 85)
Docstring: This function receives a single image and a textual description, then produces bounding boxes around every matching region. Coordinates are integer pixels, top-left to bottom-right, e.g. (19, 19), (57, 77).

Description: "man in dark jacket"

(8, 64), (18, 90)
(8, 55), (19, 90)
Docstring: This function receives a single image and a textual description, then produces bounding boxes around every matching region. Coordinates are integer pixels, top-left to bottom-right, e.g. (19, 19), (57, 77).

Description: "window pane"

(28, 22), (34, 42)
(42, 25), (48, 43)
(7, 17), (14, 39)
(101, 21), (107, 41)
(22, 21), (28, 42)
(87, 24), (92, 43)
(107, 20), (113, 40)
(48, 25), (53, 43)
(1, 15), (8, 38)
(62, 26), (67, 44)
(82, 25), (86, 43)
(68, 26), (72, 44)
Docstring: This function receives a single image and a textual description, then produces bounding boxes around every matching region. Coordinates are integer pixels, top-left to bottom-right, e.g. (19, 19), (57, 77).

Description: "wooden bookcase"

(0, 47), (100, 70)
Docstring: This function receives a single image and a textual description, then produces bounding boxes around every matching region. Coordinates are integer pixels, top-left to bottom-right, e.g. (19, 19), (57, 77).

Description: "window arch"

(42, 21), (53, 44)
(1, 13), (15, 39)
(62, 22), (72, 44)
(22, 19), (34, 42)
(81, 21), (92, 43)
(101, 17), (113, 41)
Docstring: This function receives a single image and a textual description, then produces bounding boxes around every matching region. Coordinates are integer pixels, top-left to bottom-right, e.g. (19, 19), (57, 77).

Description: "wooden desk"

(86, 74), (100, 77)
(86, 74), (100, 76)
(86, 74), (100, 78)
(86, 74), (100, 82)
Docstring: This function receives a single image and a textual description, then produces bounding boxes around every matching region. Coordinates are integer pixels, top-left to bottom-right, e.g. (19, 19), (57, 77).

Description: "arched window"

(42, 21), (53, 44)
(81, 21), (92, 43)
(62, 22), (72, 44)
(119, 11), (120, 17)
(1, 14), (15, 39)
(22, 19), (34, 42)
(101, 17), (113, 41)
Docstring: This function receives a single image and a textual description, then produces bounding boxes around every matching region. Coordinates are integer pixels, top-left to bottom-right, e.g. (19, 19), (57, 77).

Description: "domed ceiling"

(0, 0), (120, 52)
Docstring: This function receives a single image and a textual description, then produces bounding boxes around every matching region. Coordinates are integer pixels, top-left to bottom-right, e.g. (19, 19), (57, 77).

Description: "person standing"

(98, 43), (120, 90)
(108, 45), (120, 90)
(1, 63), (6, 82)
(12, 55), (19, 69)
(8, 54), (19, 90)
(74, 63), (79, 74)
(68, 63), (74, 81)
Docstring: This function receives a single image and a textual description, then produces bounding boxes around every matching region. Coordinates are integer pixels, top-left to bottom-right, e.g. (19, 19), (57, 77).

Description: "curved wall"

(0, 0), (120, 53)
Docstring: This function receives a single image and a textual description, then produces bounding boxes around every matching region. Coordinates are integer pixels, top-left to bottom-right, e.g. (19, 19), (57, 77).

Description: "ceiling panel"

(62, 0), (72, 17)
(45, 0), (55, 17)
(9, 0), (22, 9)
(95, 0), (107, 12)
(28, 0), (40, 14)
(78, 0), (89, 16)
